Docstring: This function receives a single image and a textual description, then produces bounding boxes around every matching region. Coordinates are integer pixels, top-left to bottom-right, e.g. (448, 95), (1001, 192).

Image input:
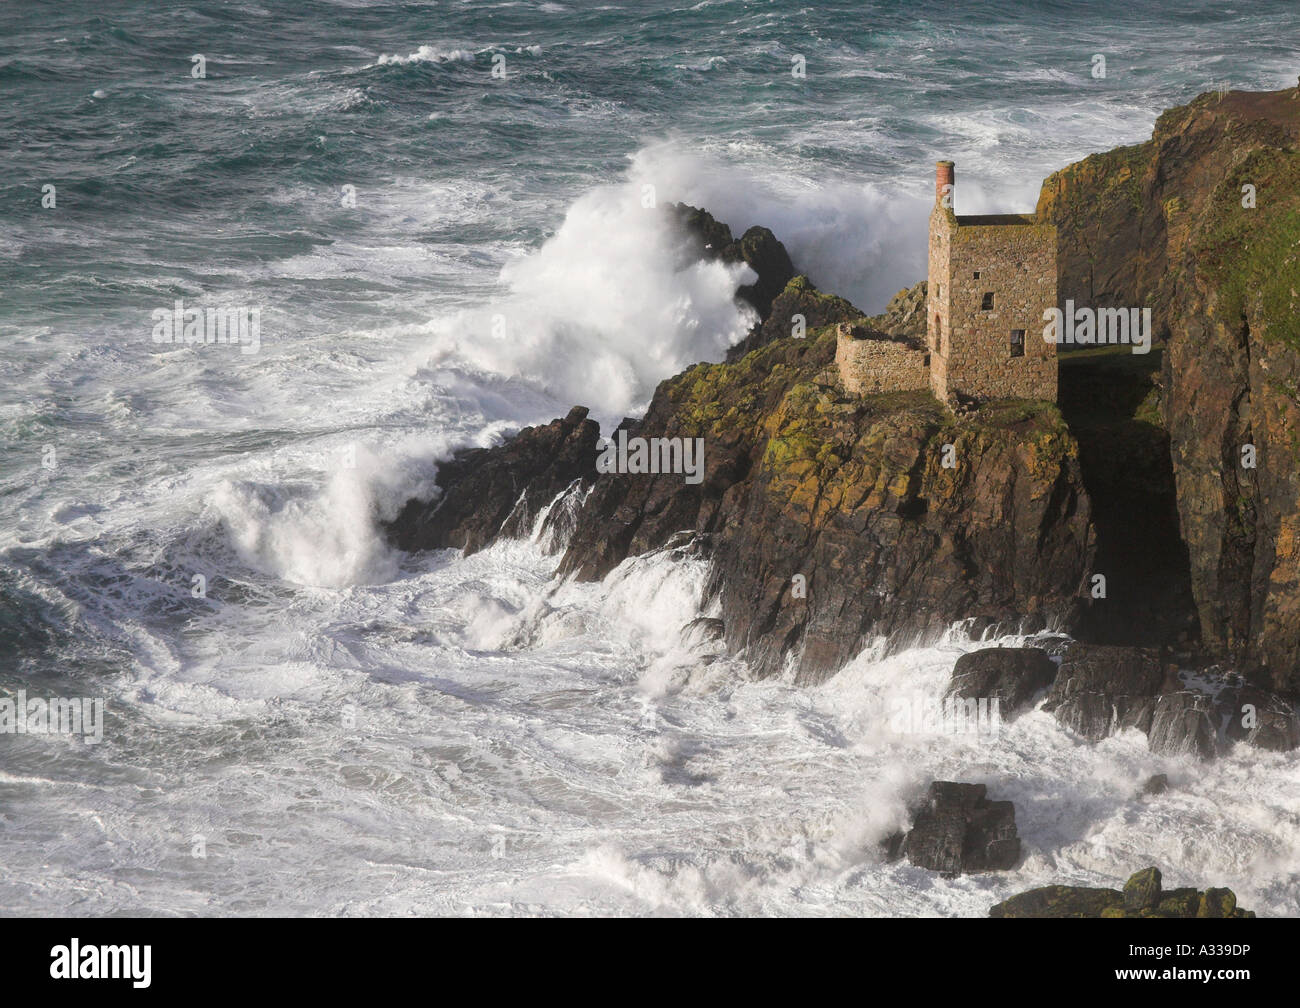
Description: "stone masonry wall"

(931, 219), (1057, 402)
(835, 323), (931, 395)
(928, 204), (954, 397)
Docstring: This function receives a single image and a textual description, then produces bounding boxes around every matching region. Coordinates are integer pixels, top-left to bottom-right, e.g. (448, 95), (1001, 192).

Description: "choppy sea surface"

(1, 0), (1297, 915)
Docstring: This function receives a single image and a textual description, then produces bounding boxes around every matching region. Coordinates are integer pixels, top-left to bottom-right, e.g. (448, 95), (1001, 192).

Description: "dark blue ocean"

(0, 0), (1296, 915)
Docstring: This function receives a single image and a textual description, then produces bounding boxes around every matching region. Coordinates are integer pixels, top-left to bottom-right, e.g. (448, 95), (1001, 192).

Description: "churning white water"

(3, 2), (1298, 915)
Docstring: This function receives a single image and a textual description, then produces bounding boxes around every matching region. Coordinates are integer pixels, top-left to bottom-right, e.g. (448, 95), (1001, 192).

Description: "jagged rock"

(947, 647), (1058, 719)
(1141, 773), (1168, 796)
(732, 226), (797, 322)
(902, 782), (1020, 875)
(1148, 690), (1219, 759)
(1124, 866), (1162, 911)
(1222, 685), (1300, 752)
(385, 406), (600, 555)
(866, 281), (928, 341)
(728, 275), (862, 361)
(667, 203), (795, 322)
(1043, 643), (1170, 740)
(991, 867), (1256, 918)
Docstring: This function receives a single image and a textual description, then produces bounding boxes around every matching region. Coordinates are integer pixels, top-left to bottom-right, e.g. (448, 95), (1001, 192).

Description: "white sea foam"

(422, 177), (758, 427)
(374, 45), (476, 66)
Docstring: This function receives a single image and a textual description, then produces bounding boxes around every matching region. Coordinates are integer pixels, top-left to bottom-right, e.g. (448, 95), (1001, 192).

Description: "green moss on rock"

(991, 867), (1257, 918)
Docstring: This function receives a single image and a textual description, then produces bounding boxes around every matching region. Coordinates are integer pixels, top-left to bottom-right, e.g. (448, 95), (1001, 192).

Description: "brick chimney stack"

(935, 160), (954, 207)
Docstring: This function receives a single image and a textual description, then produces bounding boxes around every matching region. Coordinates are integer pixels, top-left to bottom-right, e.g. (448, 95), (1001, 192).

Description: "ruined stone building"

(926, 161), (1058, 403)
(834, 161), (1059, 405)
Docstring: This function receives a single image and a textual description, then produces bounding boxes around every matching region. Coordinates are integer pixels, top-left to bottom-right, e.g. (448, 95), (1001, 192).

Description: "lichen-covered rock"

(902, 781), (1020, 875)
(990, 885), (1124, 918)
(947, 647), (1058, 719)
(991, 867), (1256, 918)
(1039, 86), (1300, 696)
(867, 281), (928, 341)
(727, 274), (860, 361)
(1124, 866), (1162, 911)
(1198, 888), (1239, 918)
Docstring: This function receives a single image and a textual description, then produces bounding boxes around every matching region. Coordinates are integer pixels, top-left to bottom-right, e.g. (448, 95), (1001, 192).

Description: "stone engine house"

(926, 160), (1058, 403)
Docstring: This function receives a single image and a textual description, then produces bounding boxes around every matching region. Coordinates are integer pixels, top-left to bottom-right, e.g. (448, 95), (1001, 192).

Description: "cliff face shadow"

(1057, 345), (1198, 648)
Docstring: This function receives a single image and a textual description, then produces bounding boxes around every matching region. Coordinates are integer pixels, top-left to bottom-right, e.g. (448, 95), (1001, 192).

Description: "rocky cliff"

(387, 206), (1094, 683)
(555, 329), (1091, 682)
(388, 87), (1300, 694)
(1038, 84), (1300, 695)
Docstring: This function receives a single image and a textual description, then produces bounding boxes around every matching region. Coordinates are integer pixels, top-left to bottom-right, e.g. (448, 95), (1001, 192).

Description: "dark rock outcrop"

(385, 406), (600, 555)
(728, 274), (862, 361)
(1042, 643), (1170, 740)
(902, 781), (1020, 875)
(668, 202), (795, 323)
(1148, 690), (1219, 759)
(946, 647), (1058, 719)
(1043, 643), (1230, 757)
(556, 337), (1092, 682)
(990, 867), (1256, 918)
(1222, 685), (1300, 752)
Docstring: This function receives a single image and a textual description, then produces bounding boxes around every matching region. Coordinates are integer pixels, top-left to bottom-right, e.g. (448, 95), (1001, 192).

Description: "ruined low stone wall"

(835, 323), (931, 395)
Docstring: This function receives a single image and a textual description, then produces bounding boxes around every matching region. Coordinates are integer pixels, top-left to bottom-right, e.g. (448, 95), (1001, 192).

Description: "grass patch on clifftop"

(1197, 148), (1300, 350)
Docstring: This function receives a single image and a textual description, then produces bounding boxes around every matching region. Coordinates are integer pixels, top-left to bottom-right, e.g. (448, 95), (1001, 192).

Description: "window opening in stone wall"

(981, 292), (994, 310)
(1010, 329), (1025, 357)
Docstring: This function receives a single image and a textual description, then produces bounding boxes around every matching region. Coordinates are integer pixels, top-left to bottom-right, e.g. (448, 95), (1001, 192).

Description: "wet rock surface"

(901, 781), (1021, 875)
(946, 647), (1058, 719)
